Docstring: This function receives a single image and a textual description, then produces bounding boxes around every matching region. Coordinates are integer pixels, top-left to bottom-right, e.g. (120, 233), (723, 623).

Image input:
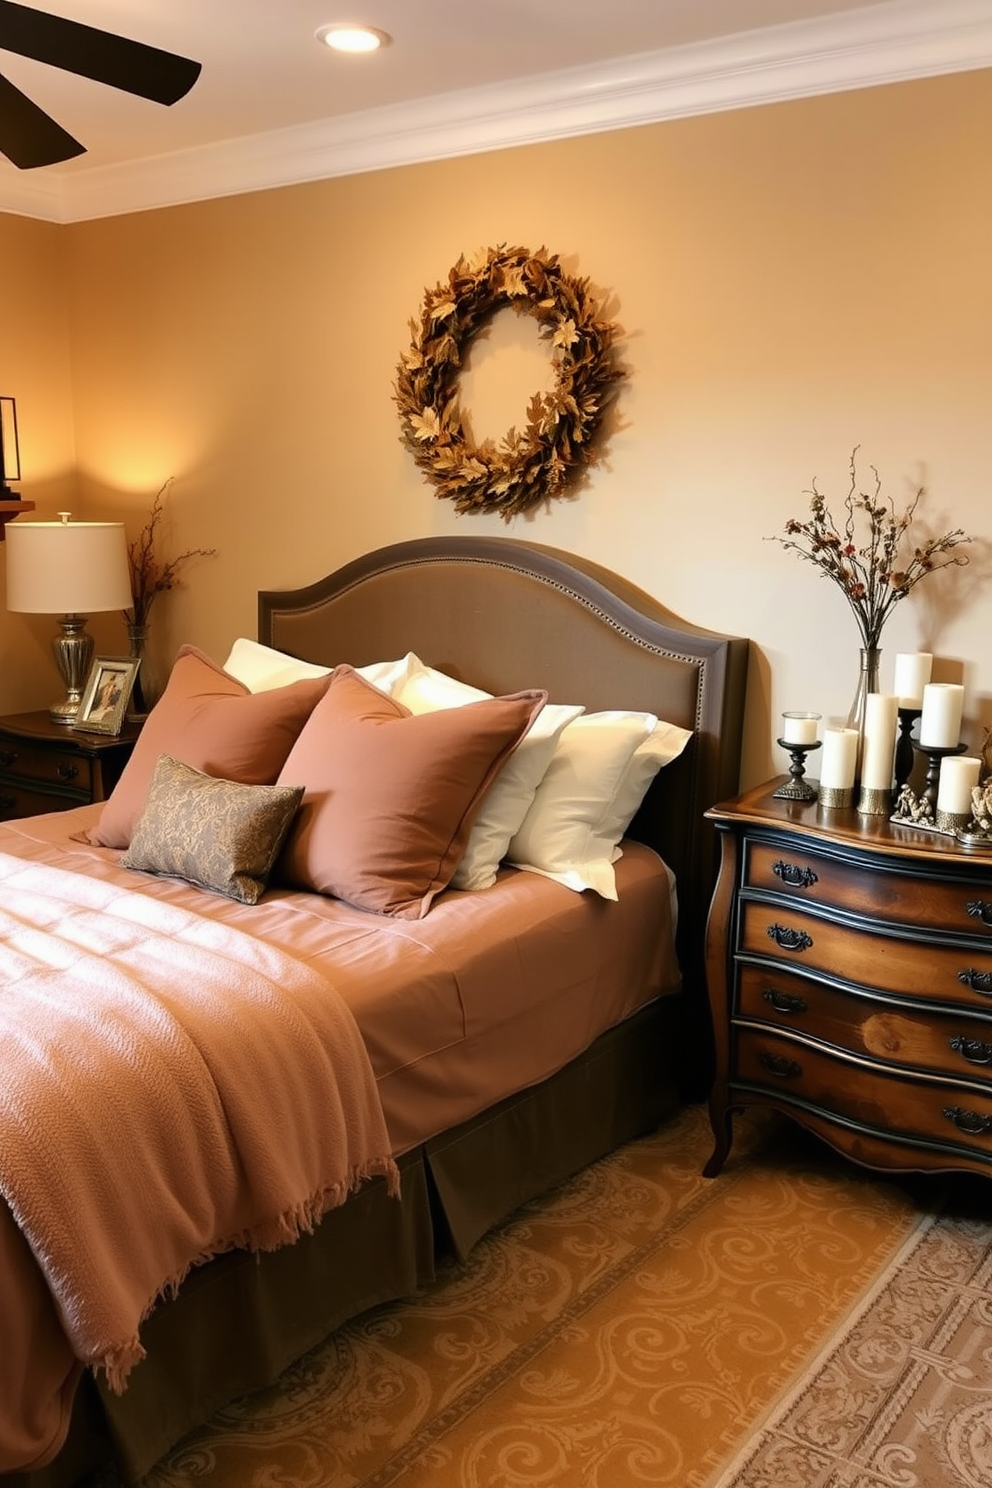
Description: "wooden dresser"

(704, 779), (992, 1181)
(0, 711), (140, 820)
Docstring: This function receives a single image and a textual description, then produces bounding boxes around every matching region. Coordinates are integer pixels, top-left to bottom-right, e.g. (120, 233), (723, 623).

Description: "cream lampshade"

(6, 513), (133, 724)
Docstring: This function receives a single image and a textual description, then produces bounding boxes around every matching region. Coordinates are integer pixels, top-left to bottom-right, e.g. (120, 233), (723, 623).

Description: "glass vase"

(846, 646), (881, 735)
(847, 645), (881, 784)
(126, 623), (150, 719)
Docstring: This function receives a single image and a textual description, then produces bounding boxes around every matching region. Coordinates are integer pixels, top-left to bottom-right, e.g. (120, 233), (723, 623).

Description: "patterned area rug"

(134, 1104), (977, 1488)
(712, 1190), (992, 1488)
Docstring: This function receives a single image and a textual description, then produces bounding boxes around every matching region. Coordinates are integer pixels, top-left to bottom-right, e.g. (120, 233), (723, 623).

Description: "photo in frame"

(74, 656), (139, 736)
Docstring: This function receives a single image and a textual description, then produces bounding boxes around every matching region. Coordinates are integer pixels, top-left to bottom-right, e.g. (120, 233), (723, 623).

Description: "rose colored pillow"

(275, 665), (546, 918)
(378, 653), (584, 891)
(87, 646), (331, 849)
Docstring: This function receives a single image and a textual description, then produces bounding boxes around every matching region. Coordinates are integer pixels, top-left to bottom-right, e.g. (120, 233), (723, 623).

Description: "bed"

(0, 535), (747, 1487)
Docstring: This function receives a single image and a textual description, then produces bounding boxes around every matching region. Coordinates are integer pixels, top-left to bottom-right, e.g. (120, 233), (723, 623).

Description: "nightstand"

(0, 711), (141, 820)
(704, 778), (992, 1182)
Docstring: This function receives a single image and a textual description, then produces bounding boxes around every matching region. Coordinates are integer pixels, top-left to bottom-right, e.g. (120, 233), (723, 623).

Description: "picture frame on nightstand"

(74, 656), (139, 737)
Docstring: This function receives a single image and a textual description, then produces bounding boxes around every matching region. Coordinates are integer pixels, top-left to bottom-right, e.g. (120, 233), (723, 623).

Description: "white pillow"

(386, 654), (583, 891)
(223, 638), (331, 691)
(506, 710), (660, 900)
(608, 720), (693, 841)
(222, 638), (410, 694)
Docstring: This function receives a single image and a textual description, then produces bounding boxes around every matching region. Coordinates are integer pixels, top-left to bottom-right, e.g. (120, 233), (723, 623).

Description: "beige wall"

(0, 214), (89, 705)
(2, 68), (990, 787)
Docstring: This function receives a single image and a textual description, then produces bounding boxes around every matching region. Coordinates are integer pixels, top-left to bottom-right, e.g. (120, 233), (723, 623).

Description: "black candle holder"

(773, 739), (821, 802)
(894, 706), (921, 792)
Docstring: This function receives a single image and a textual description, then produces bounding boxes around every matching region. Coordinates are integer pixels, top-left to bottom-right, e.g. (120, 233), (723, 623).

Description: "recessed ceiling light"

(315, 24), (391, 54)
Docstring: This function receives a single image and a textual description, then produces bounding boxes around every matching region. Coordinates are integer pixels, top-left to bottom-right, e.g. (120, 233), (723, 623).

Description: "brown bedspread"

(0, 807), (678, 1474)
(0, 851), (397, 1474)
(0, 808), (680, 1157)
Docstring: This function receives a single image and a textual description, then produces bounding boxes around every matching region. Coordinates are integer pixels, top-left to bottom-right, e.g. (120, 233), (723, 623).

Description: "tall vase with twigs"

(122, 479), (217, 715)
(769, 447), (971, 767)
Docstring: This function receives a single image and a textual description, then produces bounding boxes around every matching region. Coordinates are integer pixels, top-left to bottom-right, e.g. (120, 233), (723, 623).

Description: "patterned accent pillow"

(121, 755), (304, 904)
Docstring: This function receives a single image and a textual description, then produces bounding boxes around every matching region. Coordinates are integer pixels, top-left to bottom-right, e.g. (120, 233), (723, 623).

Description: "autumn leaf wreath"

(394, 245), (624, 520)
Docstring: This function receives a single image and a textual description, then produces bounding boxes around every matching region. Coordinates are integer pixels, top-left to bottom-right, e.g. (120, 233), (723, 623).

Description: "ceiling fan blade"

(0, 1), (201, 106)
(0, 67), (83, 167)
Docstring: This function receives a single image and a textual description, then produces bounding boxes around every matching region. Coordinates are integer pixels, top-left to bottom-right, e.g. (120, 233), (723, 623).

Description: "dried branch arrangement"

(769, 447), (971, 649)
(123, 478), (217, 628)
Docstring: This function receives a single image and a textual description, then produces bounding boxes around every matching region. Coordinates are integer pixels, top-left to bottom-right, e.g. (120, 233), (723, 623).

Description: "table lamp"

(5, 512), (133, 724)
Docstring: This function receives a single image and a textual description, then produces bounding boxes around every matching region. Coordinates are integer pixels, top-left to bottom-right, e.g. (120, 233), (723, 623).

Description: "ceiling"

(1, 0), (990, 222)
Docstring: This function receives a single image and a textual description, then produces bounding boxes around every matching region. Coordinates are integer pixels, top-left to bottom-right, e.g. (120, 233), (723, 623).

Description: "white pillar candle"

(819, 727), (859, 789)
(892, 652), (932, 709)
(919, 683), (965, 749)
(860, 693), (898, 790)
(936, 755), (981, 815)
(781, 711), (820, 745)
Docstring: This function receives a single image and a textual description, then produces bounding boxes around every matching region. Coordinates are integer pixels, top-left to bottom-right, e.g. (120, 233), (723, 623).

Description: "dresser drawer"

(736, 963), (992, 1082)
(738, 900), (992, 1007)
(0, 741), (93, 796)
(734, 1027), (992, 1164)
(745, 840), (992, 938)
(0, 781), (81, 819)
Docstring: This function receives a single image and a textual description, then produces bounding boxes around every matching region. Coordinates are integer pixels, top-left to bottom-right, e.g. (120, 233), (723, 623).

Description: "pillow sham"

(87, 646), (331, 850)
(222, 637), (332, 692)
(275, 665), (546, 918)
(610, 719), (693, 834)
(384, 653), (584, 891)
(506, 709), (660, 900)
(222, 638), (413, 695)
(121, 755), (304, 905)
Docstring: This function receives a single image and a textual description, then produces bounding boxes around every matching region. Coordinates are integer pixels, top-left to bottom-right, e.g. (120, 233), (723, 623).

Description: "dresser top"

(0, 710), (143, 751)
(708, 777), (992, 869)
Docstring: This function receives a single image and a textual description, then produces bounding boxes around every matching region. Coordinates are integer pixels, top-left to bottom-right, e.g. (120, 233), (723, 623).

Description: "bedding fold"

(0, 849), (397, 1469)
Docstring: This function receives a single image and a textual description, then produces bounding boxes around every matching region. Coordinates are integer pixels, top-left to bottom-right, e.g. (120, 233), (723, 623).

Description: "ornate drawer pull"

(957, 968), (992, 997)
(766, 924), (813, 952)
(943, 1106), (992, 1137)
(0, 750), (16, 769)
(772, 860), (819, 889)
(56, 763), (79, 782)
(759, 1051), (802, 1079)
(966, 900), (992, 928)
(763, 988), (808, 1015)
(949, 1036), (992, 1066)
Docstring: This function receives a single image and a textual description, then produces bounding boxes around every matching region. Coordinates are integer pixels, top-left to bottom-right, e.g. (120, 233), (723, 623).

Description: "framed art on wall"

(74, 656), (139, 736)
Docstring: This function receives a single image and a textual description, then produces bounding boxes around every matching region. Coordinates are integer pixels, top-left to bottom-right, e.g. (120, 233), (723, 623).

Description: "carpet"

(711, 1186), (992, 1488)
(132, 1103), (992, 1488)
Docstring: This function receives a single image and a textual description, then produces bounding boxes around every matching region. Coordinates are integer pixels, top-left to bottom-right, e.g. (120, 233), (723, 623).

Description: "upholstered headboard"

(259, 536), (749, 1011)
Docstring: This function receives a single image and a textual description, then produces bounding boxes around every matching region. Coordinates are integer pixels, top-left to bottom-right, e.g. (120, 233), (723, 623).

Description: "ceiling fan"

(0, 0), (201, 169)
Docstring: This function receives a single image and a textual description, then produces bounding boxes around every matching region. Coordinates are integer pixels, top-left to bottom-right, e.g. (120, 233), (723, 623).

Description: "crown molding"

(3, 0), (991, 224)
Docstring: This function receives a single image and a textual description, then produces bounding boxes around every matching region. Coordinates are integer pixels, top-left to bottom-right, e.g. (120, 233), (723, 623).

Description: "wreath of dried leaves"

(394, 245), (624, 520)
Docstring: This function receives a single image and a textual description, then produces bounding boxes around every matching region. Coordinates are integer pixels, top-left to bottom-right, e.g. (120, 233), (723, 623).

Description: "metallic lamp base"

(50, 614), (94, 726)
(49, 697), (81, 726)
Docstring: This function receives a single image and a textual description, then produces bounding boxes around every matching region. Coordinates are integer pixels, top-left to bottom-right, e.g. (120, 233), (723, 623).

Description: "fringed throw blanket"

(0, 851), (398, 1402)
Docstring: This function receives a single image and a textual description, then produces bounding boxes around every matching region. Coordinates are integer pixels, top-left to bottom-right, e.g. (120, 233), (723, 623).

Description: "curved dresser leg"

(703, 1104), (734, 1178)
